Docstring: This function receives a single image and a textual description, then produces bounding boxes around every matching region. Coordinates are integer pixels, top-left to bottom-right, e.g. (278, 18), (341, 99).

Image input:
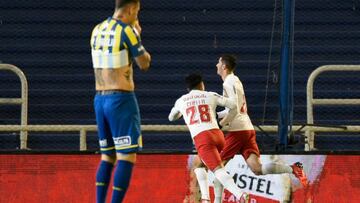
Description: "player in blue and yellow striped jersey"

(90, 0), (151, 202)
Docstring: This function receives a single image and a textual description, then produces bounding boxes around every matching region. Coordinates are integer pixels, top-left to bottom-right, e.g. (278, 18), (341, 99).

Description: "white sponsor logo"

(209, 155), (291, 202)
(99, 139), (107, 147)
(208, 155), (326, 202)
(114, 136), (131, 147)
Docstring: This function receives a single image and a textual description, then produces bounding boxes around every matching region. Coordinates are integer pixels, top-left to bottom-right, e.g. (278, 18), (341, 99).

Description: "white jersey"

(217, 73), (254, 131)
(168, 90), (236, 139)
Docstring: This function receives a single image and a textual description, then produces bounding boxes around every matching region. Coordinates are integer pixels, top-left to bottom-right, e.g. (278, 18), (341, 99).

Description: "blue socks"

(95, 160), (134, 203)
(96, 160), (114, 203)
(111, 160), (134, 203)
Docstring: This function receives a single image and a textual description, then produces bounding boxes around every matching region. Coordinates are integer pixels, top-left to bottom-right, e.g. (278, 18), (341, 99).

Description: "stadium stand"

(0, 0), (359, 151)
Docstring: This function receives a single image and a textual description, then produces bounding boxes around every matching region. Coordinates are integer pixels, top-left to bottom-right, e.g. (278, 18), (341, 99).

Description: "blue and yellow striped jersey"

(90, 17), (145, 69)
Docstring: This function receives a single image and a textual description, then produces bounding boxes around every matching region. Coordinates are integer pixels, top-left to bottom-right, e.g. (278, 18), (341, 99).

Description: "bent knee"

(101, 153), (117, 164)
(116, 152), (137, 163)
(249, 165), (262, 175)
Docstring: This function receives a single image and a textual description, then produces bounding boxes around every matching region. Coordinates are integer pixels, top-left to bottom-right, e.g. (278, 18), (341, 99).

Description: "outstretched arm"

(215, 92), (237, 127)
(168, 108), (182, 121)
(168, 101), (182, 121)
(219, 105), (237, 127)
(217, 108), (229, 119)
(218, 84), (243, 126)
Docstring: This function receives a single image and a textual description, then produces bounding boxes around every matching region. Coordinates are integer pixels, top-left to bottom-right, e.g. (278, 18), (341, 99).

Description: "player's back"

(90, 17), (144, 91)
(223, 74), (254, 131)
(176, 90), (220, 138)
(91, 18), (132, 69)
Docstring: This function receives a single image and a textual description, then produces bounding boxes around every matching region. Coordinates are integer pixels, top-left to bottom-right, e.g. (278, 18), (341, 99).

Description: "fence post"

(0, 64), (28, 149)
(80, 129), (87, 151)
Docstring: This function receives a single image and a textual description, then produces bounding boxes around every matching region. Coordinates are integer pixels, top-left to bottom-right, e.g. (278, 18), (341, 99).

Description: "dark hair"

(185, 74), (203, 90)
(115, 0), (139, 9)
(220, 54), (237, 72)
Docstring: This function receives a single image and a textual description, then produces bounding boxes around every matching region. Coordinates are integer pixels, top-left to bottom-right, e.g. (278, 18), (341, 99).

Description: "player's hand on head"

(132, 20), (141, 35)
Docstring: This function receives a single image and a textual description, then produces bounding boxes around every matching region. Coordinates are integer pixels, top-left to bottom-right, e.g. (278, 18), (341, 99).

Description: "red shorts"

(193, 129), (225, 171)
(220, 130), (260, 161)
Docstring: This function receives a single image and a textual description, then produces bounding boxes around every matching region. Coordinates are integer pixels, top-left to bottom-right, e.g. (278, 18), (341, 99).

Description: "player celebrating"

(199, 54), (307, 203)
(168, 74), (249, 203)
(90, 0), (151, 202)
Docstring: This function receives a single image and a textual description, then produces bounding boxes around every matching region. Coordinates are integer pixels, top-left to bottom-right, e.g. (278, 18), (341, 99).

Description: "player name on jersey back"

(176, 90), (221, 138)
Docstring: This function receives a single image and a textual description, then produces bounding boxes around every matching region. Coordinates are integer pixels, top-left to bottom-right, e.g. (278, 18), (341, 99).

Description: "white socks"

(261, 163), (293, 175)
(194, 167), (210, 200)
(213, 178), (224, 203)
(214, 167), (245, 200)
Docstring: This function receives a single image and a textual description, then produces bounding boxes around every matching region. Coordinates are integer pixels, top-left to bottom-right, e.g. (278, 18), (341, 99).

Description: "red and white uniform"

(218, 73), (260, 160)
(218, 73), (254, 131)
(168, 90), (236, 170)
(168, 90), (236, 139)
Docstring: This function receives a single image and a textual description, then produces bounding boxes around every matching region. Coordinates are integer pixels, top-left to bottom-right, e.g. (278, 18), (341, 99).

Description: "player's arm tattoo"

(94, 69), (105, 86)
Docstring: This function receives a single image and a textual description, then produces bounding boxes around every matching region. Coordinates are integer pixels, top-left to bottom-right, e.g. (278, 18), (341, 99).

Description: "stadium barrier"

(306, 65), (360, 151)
(1, 64), (360, 151)
(1, 125), (360, 151)
(0, 64), (28, 149)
